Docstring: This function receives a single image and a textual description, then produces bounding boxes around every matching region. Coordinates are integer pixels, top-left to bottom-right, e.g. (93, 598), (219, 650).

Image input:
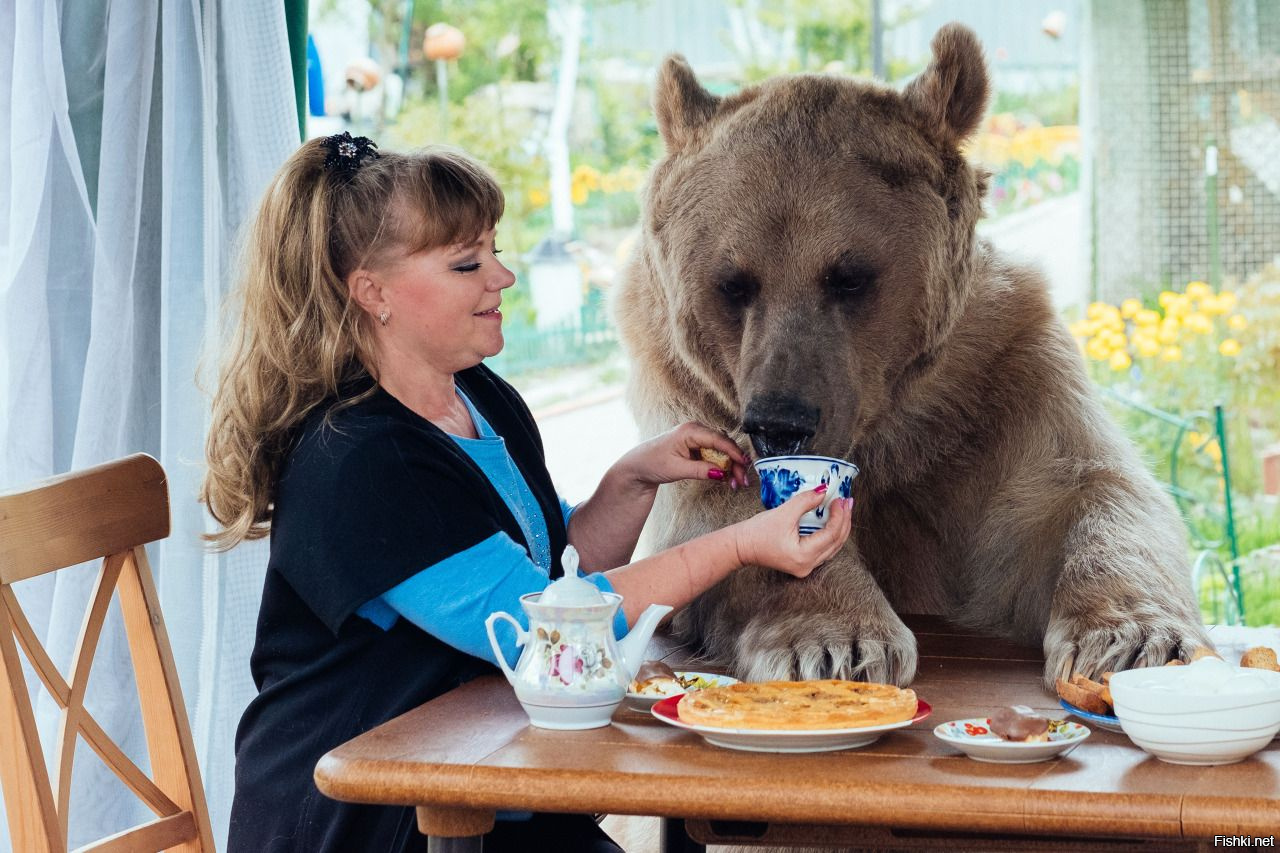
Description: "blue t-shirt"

(355, 389), (628, 665)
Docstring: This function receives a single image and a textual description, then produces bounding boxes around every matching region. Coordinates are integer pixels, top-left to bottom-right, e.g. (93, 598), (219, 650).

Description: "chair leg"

(661, 818), (706, 853)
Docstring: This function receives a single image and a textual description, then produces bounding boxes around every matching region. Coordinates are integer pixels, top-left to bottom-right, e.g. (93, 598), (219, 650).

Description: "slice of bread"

(697, 447), (732, 472)
(1056, 677), (1111, 716)
(1241, 646), (1279, 672)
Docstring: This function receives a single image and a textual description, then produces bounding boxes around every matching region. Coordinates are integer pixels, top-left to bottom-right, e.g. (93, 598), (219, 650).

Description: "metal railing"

(487, 292), (619, 377)
(1099, 388), (1244, 623)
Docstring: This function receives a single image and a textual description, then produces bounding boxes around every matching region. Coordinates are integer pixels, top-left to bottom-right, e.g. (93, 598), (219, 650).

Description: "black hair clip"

(322, 131), (379, 175)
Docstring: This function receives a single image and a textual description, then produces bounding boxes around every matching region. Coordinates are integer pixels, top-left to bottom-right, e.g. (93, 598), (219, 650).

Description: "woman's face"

(369, 226), (515, 374)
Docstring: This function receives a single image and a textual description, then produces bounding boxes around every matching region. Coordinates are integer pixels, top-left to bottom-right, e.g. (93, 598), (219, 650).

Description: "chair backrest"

(0, 454), (214, 852)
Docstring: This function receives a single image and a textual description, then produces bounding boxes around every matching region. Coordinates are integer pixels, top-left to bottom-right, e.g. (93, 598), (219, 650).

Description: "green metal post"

(1214, 404), (1243, 619)
(285, 0), (308, 140)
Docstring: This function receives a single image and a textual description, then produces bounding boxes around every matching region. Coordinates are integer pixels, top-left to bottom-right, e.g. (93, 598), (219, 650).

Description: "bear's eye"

(717, 271), (759, 306)
(823, 261), (876, 301)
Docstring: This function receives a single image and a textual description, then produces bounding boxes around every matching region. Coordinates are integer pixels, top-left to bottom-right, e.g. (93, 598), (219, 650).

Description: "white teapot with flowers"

(485, 546), (672, 729)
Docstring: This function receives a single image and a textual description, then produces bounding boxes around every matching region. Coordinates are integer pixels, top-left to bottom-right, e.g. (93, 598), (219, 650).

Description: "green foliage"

(588, 77), (661, 172)
(991, 83), (1079, 127)
(385, 90), (550, 325)
(410, 0), (552, 98)
(726, 0), (919, 80)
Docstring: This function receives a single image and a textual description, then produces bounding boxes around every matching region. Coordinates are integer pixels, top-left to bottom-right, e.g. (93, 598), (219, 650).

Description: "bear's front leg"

(722, 547), (918, 686)
(1043, 483), (1212, 690)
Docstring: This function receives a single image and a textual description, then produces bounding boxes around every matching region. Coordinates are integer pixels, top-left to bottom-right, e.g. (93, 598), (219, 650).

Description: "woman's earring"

(378, 310), (389, 327)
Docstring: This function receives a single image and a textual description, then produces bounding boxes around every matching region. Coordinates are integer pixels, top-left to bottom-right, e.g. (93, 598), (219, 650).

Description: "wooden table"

(315, 616), (1280, 852)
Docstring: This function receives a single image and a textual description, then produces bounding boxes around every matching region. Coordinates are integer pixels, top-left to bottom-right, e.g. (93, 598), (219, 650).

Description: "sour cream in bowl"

(1109, 658), (1280, 765)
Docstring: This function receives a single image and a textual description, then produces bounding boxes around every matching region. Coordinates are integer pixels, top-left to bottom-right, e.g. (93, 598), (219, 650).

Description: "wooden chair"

(0, 453), (214, 852)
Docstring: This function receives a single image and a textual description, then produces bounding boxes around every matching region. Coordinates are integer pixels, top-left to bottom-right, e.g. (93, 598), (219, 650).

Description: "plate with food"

(624, 661), (739, 711)
(650, 679), (931, 753)
(1057, 699), (1122, 733)
(935, 705), (1090, 763)
(1055, 671), (1123, 732)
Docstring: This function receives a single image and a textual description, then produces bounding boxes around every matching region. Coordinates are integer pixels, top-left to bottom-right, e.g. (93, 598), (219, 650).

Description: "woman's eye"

(454, 263), (481, 273)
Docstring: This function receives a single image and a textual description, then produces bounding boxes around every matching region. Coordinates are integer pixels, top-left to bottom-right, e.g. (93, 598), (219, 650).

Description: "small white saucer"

(934, 717), (1090, 763)
(622, 672), (739, 712)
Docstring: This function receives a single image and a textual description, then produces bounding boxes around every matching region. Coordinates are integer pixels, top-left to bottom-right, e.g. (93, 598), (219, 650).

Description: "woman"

(202, 133), (853, 853)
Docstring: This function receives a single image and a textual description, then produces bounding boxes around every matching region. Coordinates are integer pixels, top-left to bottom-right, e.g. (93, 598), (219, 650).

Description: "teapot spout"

(617, 603), (674, 681)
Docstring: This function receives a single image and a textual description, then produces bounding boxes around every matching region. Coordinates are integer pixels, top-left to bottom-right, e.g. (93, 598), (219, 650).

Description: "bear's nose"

(742, 395), (820, 458)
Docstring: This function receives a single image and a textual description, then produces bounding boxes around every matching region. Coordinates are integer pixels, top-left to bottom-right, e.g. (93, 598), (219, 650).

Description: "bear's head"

(631, 23), (990, 460)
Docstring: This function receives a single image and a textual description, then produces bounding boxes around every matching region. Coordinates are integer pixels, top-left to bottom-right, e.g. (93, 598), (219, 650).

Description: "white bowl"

(1109, 664), (1280, 765)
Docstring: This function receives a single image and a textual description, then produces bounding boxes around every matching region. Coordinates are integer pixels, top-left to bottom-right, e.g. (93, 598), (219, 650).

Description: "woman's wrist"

(602, 455), (660, 502)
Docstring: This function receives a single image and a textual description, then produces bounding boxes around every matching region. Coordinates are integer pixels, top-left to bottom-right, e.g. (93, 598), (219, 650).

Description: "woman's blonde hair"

(201, 138), (504, 550)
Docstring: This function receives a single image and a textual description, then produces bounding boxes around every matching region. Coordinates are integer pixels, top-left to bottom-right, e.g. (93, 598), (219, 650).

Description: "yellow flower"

(1184, 312), (1213, 334)
(571, 183), (589, 205)
(1165, 295), (1191, 317)
(1219, 338), (1242, 357)
(1134, 308), (1160, 327)
(1161, 345), (1183, 362)
(572, 164), (601, 191)
(1218, 291), (1238, 311)
(527, 187), (550, 207)
(1136, 337), (1161, 358)
(1120, 298), (1142, 318)
(616, 165), (644, 192)
(1085, 337), (1112, 361)
(1228, 313), (1248, 330)
(1109, 350), (1132, 371)
(1158, 290), (1179, 308)
(1087, 301), (1114, 320)
(1105, 330), (1127, 349)
(1068, 320), (1091, 338)
(1185, 281), (1211, 299)
(1199, 295), (1228, 316)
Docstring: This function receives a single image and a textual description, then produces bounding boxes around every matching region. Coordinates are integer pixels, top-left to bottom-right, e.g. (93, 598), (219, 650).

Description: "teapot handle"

(484, 611), (526, 685)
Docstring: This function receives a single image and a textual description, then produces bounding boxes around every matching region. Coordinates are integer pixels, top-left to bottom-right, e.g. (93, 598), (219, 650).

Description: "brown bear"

(613, 23), (1211, 689)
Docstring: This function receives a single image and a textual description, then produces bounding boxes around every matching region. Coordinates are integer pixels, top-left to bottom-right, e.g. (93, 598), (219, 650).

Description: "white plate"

(651, 696), (932, 753)
(1059, 699), (1124, 733)
(622, 671), (739, 712)
(934, 716), (1090, 763)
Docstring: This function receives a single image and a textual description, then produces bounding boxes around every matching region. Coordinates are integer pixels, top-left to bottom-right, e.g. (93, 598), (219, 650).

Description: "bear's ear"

(902, 23), (989, 146)
(655, 54), (721, 152)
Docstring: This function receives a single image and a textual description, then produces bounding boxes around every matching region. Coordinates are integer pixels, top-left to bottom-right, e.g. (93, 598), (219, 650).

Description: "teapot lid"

(539, 545), (605, 606)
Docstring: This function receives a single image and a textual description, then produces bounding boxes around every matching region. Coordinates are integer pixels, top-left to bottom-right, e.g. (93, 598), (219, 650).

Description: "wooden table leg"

(661, 817), (706, 853)
(418, 805), (494, 852)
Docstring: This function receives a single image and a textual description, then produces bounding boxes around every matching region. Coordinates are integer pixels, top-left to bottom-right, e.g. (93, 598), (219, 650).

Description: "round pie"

(675, 679), (918, 730)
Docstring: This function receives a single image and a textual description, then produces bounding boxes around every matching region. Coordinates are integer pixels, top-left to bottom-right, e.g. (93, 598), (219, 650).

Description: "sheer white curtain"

(0, 1), (297, 849)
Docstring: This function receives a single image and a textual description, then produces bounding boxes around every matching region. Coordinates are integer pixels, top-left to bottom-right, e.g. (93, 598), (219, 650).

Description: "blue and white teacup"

(753, 455), (859, 535)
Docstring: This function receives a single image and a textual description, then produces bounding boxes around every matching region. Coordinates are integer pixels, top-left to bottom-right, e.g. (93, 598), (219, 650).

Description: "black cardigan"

(228, 364), (566, 853)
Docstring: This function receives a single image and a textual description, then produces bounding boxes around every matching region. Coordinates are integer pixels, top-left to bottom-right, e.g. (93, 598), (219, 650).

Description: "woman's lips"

(474, 307), (501, 318)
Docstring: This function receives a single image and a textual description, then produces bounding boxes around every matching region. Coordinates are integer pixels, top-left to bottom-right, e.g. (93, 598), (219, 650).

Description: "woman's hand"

(733, 487), (854, 578)
(614, 422), (751, 491)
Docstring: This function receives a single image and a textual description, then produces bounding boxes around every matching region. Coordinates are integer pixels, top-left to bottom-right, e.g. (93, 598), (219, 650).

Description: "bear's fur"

(614, 23), (1210, 689)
